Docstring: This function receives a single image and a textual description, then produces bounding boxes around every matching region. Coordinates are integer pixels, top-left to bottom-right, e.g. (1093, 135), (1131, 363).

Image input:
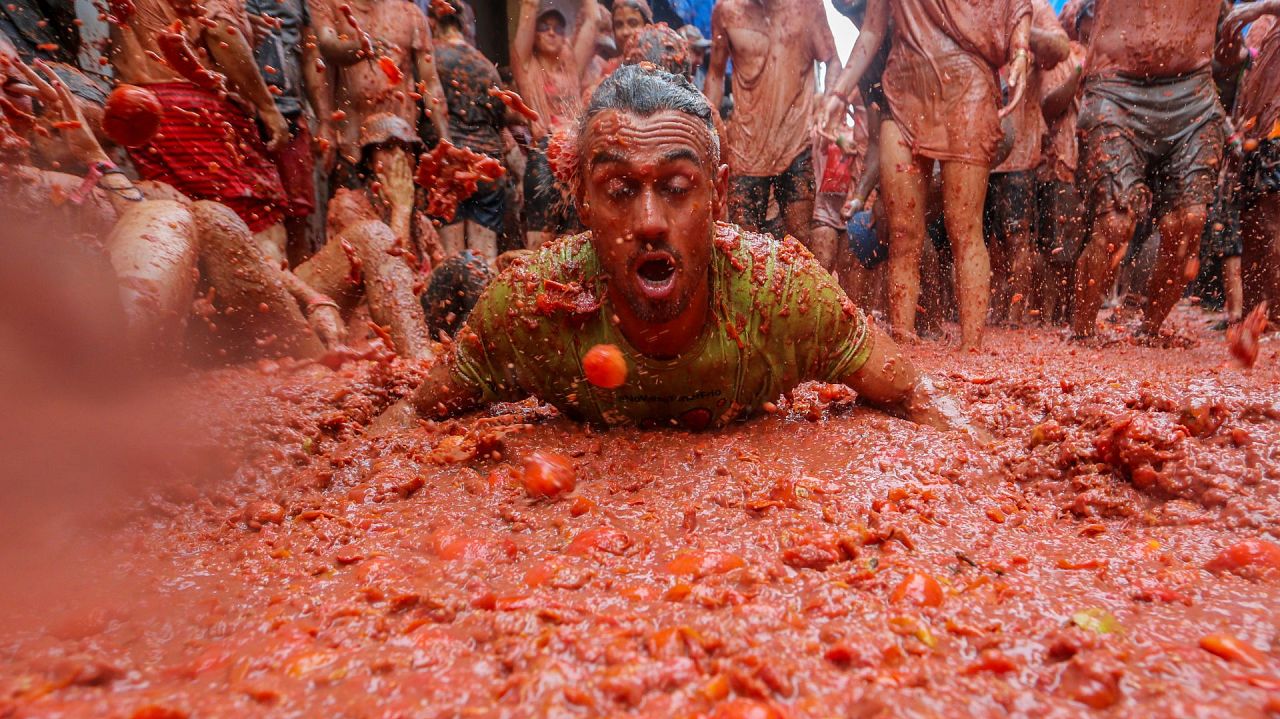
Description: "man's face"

(578, 109), (727, 325)
(612, 6), (647, 55)
(535, 15), (566, 55)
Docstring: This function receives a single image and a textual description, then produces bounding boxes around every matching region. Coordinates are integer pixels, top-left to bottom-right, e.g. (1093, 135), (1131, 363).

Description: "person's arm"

(843, 121), (880, 217)
(702, 3), (730, 111)
(312, 0), (367, 66)
(371, 145), (415, 246)
(203, 17), (290, 149)
(841, 324), (986, 437)
(414, 13), (449, 141)
(301, 24), (338, 172)
(571, 0), (599, 81)
(1029, 21), (1068, 70)
(814, 0), (841, 94)
(999, 13), (1033, 120)
(512, 0), (539, 69)
(819, 0), (888, 135)
(1040, 61), (1082, 120)
(370, 357), (483, 432)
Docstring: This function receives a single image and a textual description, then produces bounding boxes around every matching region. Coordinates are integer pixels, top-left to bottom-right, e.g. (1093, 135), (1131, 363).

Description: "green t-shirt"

(451, 223), (872, 429)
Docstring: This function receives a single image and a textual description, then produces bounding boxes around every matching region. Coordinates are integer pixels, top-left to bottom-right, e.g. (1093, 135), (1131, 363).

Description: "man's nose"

(633, 187), (668, 242)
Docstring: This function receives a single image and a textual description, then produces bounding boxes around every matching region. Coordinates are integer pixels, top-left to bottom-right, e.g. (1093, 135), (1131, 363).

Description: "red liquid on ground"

(2, 309), (1278, 717)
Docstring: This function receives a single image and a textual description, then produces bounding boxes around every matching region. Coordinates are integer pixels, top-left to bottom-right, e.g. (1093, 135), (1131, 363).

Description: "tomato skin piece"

(1205, 539), (1280, 579)
(521, 451), (575, 498)
(1200, 633), (1268, 669)
(583, 344), (627, 389)
(891, 572), (944, 608)
(376, 56), (403, 86)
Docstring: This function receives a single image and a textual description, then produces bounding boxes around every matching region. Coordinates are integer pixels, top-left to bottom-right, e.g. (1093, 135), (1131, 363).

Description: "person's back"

(1086, 0), (1220, 79)
(435, 41), (504, 159)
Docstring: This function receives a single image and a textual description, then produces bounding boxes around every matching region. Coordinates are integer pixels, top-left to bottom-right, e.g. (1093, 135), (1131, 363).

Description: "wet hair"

(1075, 0), (1095, 30)
(579, 63), (720, 166)
(432, 0), (465, 32)
(421, 250), (493, 338)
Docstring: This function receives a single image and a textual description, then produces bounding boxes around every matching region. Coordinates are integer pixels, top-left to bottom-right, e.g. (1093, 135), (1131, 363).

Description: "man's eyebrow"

(660, 147), (702, 164)
(590, 149), (629, 167)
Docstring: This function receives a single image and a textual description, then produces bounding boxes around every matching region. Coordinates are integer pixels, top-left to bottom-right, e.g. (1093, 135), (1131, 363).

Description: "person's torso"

(1085, 0), (1218, 79)
(327, 0), (423, 155)
(436, 40), (505, 157)
(890, 0), (1020, 67)
(246, 0), (307, 116)
(456, 223), (869, 429)
(722, 0), (821, 175)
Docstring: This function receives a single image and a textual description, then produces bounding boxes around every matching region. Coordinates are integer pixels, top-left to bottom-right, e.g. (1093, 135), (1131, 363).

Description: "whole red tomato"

(102, 84), (162, 148)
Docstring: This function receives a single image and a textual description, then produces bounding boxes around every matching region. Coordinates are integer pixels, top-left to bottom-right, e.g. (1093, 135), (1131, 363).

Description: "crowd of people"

(0, 0), (1277, 428)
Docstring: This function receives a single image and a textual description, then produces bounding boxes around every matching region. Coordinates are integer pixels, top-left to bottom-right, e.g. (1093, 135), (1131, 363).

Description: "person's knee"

(1094, 211), (1137, 246)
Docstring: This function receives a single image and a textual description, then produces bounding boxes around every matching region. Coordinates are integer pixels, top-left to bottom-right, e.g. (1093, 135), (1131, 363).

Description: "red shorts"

(275, 114), (316, 218)
(128, 82), (286, 233)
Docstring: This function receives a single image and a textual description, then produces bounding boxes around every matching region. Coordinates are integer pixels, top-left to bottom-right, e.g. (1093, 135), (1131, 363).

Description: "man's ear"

(575, 180), (593, 226)
(712, 163), (729, 220)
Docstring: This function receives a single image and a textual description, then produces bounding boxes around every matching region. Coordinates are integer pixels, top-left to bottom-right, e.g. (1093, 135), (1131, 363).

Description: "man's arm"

(414, 12), (449, 141)
(819, 0), (888, 134)
(703, 3), (730, 111)
(841, 324), (985, 437)
(1040, 62), (1081, 120)
(843, 108), (881, 216)
(312, 0), (366, 66)
(571, 0), (599, 81)
(301, 25), (338, 172)
(370, 358), (483, 432)
(813, 0), (841, 94)
(1029, 19), (1069, 69)
(512, 0), (539, 70)
(1219, 1), (1280, 67)
(203, 18), (290, 149)
(999, 13), (1033, 120)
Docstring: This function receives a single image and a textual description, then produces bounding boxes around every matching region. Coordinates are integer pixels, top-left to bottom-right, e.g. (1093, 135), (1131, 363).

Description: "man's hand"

(999, 50), (1031, 120)
(261, 105), (290, 151)
(1223, 1), (1280, 40)
(820, 93), (848, 138)
(375, 146), (416, 213)
(904, 376), (992, 442)
(842, 196), (864, 219)
(314, 121), (338, 172)
(305, 300), (346, 348)
(15, 59), (107, 165)
(248, 13), (281, 47)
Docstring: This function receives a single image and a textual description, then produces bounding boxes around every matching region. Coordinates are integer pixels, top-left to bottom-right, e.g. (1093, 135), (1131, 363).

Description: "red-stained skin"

(577, 108), (728, 357)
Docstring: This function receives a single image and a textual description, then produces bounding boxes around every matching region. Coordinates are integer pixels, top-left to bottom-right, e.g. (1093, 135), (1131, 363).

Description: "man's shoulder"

(480, 232), (602, 313)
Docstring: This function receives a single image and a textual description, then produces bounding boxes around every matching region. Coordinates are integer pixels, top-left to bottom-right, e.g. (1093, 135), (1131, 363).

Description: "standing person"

(109, 0), (293, 265)
(1035, 3), (1089, 326)
(511, 0), (597, 249)
(430, 0), (507, 264)
(310, 0), (450, 186)
(679, 24), (712, 90)
(703, 0), (842, 243)
(245, 0), (326, 264)
(984, 0), (1068, 327)
(1224, 2), (1280, 327)
(1070, 0), (1232, 341)
(820, 0), (1033, 351)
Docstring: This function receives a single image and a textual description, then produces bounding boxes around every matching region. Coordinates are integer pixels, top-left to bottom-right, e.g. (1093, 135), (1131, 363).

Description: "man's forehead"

(584, 110), (714, 166)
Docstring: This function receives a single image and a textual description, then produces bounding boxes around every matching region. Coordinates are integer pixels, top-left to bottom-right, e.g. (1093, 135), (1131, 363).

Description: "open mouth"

(634, 252), (678, 299)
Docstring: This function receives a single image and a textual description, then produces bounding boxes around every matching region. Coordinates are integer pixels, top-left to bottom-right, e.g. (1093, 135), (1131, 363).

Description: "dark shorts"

(453, 177), (507, 234)
(1036, 179), (1087, 266)
(1238, 139), (1280, 208)
(983, 171), (1036, 246)
(730, 148), (816, 232)
(523, 137), (580, 235)
(1077, 69), (1225, 222)
(274, 114), (316, 219)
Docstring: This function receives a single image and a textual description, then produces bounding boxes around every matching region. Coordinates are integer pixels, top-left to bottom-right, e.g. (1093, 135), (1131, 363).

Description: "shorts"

(274, 113), (316, 219)
(1036, 179), (1086, 266)
(1238, 138), (1280, 208)
(1077, 69), (1225, 222)
(1201, 186), (1242, 258)
(523, 137), (580, 235)
(983, 171), (1036, 246)
(812, 192), (846, 231)
(730, 148), (816, 232)
(453, 177), (507, 235)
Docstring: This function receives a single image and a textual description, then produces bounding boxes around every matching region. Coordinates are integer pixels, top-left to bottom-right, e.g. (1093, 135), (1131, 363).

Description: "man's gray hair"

(579, 63), (721, 167)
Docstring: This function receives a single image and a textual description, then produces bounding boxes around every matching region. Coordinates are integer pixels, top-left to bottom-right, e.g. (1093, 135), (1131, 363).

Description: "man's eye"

(664, 177), (693, 196)
(605, 179), (634, 198)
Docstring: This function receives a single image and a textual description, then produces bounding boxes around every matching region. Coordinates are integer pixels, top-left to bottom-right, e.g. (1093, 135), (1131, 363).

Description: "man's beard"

(616, 246), (697, 324)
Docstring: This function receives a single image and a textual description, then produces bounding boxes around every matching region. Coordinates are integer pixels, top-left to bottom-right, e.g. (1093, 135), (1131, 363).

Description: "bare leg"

(1240, 193), (1280, 324)
(809, 226), (839, 272)
(526, 230), (554, 250)
(940, 161), (993, 351)
(1224, 256), (1244, 324)
(253, 222), (288, 268)
(190, 201), (325, 359)
(1072, 209), (1138, 338)
(1004, 210), (1035, 327)
(879, 121), (930, 343)
(342, 220), (433, 361)
(439, 222), (466, 257)
(466, 221), (499, 266)
(783, 197), (816, 247)
(1140, 204), (1207, 335)
(105, 200), (199, 354)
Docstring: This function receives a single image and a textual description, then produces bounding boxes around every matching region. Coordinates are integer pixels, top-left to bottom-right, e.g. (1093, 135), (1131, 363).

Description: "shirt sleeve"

(448, 269), (525, 404)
